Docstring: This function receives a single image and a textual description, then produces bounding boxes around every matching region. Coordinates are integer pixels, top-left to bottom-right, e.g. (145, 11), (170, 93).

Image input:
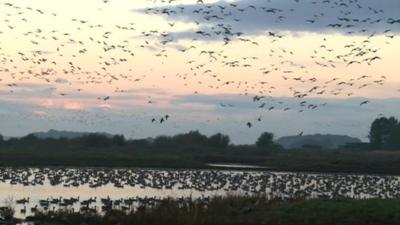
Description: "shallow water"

(206, 163), (269, 169)
(0, 167), (399, 219)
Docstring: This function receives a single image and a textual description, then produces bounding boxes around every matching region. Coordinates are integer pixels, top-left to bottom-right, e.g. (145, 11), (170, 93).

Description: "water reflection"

(1, 167), (400, 219)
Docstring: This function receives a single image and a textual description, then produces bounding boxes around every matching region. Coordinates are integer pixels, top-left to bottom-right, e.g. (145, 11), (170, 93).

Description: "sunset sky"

(0, 0), (399, 143)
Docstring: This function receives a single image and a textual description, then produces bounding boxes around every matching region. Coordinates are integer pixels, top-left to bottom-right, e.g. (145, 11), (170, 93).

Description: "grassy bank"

(1, 143), (400, 174)
(26, 196), (400, 225)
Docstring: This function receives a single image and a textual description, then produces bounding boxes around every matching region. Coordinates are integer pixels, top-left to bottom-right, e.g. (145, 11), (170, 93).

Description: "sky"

(0, 0), (399, 144)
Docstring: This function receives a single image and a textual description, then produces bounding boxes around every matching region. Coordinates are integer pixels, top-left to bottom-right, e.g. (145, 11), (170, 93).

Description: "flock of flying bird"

(0, 0), (398, 130)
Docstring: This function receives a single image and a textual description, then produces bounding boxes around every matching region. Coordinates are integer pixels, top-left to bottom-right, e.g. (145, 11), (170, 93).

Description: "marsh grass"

(28, 196), (400, 225)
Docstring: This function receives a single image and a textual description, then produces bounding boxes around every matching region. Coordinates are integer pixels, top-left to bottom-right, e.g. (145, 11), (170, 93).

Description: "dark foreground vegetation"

(6, 196), (400, 225)
(0, 117), (399, 174)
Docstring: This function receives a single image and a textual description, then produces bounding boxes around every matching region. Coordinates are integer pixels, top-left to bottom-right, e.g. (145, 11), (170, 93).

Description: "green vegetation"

(24, 196), (400, 225)
(0, 197), (16, 224)
(256, 132), (282, 150)
(0, 207), (14, 221)
(0, 117), (400, 174)
(369, 117), (400, 150)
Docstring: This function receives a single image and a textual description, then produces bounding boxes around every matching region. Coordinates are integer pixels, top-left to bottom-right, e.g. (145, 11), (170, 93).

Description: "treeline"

(0, 116), (399, 151)
(2, 118), (400, 173)
(0, 130), (280, 151)
(150, 132), (231, 149)
(0, 133), (130, 148)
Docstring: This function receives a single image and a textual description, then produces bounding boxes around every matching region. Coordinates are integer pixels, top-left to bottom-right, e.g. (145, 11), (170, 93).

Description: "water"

(206, 163), (269, 169)
(1, 167), (400, 219)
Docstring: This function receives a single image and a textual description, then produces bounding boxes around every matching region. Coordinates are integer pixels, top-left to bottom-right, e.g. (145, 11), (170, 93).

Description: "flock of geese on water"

(1, 168), (400, 215)
(0, 0), (398, 128)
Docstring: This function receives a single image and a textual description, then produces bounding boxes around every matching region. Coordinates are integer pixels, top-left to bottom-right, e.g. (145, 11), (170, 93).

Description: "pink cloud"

(63, 101), (84, 110)
(98, 103), (112, 109)
(40, 99), (55, 108)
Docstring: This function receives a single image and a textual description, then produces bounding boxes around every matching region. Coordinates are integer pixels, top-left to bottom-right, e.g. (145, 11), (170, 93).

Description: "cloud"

(1, 91), (400, 144)
(136, 0), (400, 41)
(173, 92), (400, 110)
(54, 78), (70, 84)
(98, 103), (112, 109)
(33, 110), (48, 117)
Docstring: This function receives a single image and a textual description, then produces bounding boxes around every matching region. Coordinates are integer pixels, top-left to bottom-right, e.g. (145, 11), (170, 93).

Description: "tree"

(21, 134), (38, 142)
(387, 124), (400, 150)
(83, 134), (112, 147)
(154, 135), (173, 147)
(256, 132), (275, 149)
(208, 133), (230, 149)
(0, 134), (3, 143)
(172, 131), (208, 146)
(369, 117), (399, 149)
(128, 139), (150, 147)
(112, 135), (126, 146)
